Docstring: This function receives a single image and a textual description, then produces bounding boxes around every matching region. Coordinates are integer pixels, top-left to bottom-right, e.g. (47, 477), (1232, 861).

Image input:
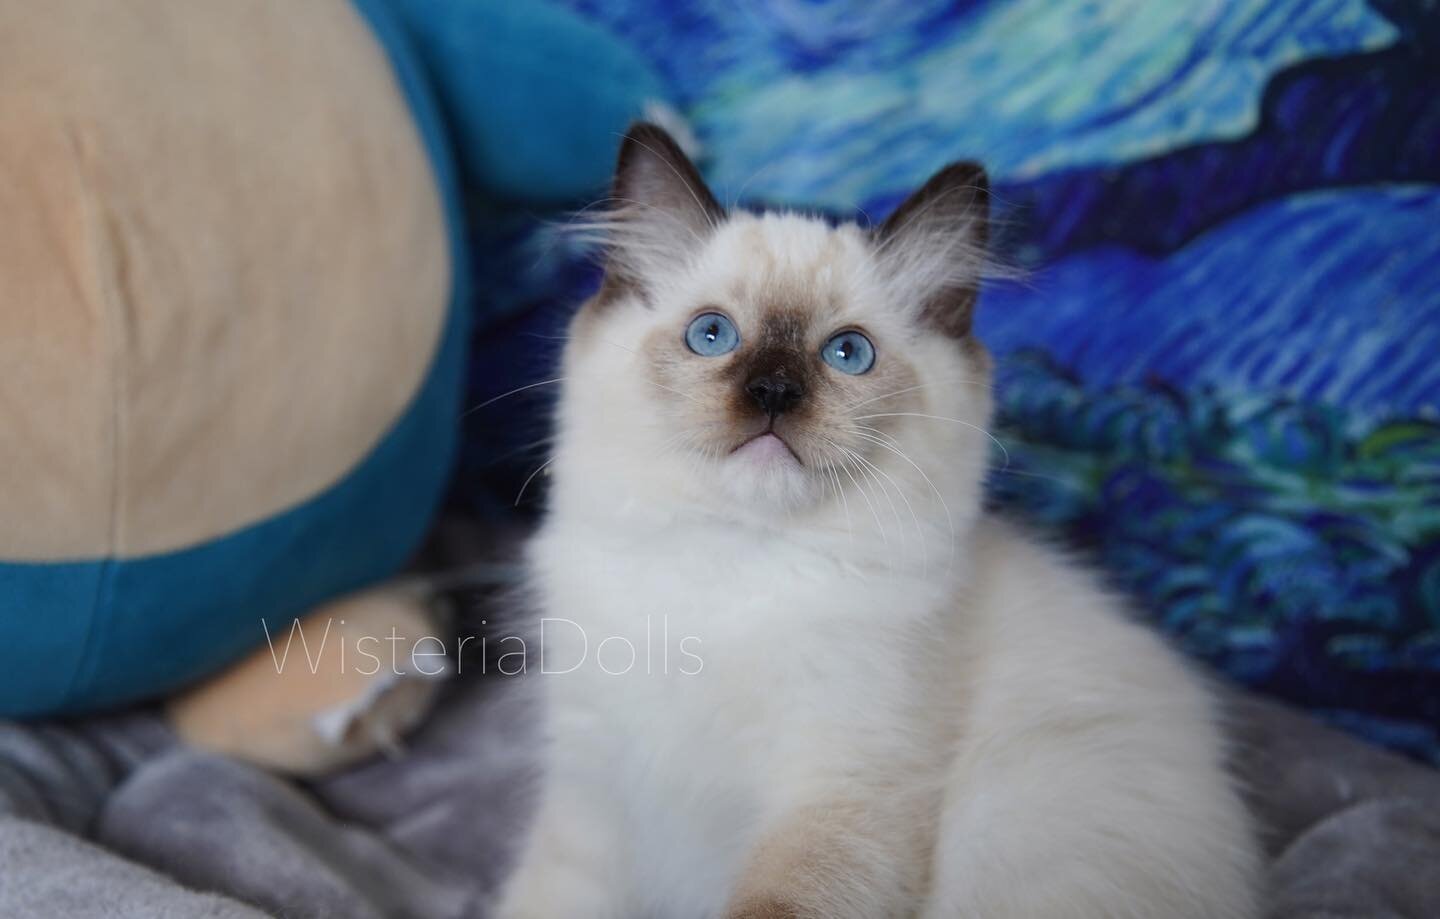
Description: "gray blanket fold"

(2, 677), (1437, 918)
(0, 818), (268, 919)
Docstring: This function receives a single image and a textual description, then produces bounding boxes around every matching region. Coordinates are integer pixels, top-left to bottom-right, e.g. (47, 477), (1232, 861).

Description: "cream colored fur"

(495, 129), (1261, 919)
(0, 0), (447, 560)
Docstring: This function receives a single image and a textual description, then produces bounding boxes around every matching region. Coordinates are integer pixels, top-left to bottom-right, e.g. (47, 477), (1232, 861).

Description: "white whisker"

(462, 377), (567, 417)
(825, 438), (888, 553)
(844, 427), (956, 575)
(854, 412), (1011, 470)
(843, 374), (994, 414)
(845, 445), (927, 576)
(514, 457), (556, 506)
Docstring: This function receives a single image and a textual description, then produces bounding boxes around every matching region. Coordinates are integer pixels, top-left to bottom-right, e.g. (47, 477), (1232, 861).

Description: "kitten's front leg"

(493, 782), (625, 919)
(724, 799), (930, 919)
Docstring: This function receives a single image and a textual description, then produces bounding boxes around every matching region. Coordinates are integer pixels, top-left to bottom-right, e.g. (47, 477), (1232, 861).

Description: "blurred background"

(448, 0), (1440, 763)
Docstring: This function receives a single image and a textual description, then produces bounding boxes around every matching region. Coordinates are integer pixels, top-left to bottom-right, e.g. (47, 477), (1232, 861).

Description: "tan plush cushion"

(0, 0), (450, 560)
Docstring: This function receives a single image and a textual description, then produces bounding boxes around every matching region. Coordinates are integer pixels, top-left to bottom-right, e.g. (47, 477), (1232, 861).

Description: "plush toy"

(0, 0), (671, 773)
(379, 0), (678, 205)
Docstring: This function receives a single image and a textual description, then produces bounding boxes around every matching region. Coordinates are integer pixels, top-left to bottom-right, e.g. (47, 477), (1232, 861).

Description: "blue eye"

(821, 330), (876, 375)
(685, 312), (740, 356)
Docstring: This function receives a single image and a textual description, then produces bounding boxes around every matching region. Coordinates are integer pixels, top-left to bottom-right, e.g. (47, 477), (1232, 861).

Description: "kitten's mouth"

(731, 430), (802, 466)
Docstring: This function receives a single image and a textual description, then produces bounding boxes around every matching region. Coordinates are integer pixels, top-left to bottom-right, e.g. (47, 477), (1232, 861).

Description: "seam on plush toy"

(56, 123), (129, 709)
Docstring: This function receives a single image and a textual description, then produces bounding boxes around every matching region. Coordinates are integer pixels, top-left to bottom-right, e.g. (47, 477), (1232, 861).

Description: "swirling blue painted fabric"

(456, 0), (1440, 763)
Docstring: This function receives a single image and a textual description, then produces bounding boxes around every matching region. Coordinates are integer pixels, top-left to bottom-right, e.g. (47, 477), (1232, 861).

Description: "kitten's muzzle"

(745, 373), (805, 418)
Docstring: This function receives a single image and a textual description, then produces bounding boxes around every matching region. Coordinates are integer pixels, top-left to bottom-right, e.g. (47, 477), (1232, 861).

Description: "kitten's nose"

(745, 374), (805, 417)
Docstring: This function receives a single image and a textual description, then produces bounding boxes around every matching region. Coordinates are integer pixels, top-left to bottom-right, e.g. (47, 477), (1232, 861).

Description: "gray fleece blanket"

(3, 680), (1439, 919)
(3, 507), (1439, 919)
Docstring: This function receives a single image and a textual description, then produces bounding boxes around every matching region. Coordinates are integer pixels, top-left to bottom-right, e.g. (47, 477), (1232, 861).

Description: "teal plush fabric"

(377, 0), (668, 205)
(0, 313), (465, 716)
(0, 0), (470, 718)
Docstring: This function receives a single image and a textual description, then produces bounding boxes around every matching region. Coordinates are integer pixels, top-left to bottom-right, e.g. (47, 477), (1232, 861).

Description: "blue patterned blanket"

(454, 0), (1440, 763)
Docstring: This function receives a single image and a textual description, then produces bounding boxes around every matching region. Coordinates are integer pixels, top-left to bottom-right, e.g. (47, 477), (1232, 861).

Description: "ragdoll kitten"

(495, 124), (1261, 919)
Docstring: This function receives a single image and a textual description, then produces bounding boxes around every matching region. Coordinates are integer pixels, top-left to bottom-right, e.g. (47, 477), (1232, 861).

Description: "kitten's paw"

(168, 584), (445, 775)
(726, 897), (805, 919)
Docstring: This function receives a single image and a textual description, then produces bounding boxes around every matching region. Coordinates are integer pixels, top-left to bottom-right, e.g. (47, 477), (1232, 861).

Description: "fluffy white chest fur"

(495, 124), (1260, 919)
(528, 511), (958, 908)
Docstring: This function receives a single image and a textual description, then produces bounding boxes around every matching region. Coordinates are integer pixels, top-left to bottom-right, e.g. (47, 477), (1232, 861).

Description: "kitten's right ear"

(597, 123), (724, 297)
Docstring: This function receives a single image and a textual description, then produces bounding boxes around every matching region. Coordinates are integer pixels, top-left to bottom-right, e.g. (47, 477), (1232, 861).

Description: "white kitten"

(495, 124), (1261, 919)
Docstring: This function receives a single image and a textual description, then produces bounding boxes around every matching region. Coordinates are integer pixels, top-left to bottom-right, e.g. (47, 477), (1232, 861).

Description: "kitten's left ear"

(875, 162), (989, 338)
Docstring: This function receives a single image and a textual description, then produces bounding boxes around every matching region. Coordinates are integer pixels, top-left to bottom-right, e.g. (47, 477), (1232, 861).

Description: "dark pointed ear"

(613, 122), (723, 234)
(596, 123), (724, 298)
(874, 162), (989, 337)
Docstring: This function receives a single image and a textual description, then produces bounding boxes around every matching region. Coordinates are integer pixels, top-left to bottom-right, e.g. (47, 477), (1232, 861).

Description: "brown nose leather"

(745, 374), (805, 417)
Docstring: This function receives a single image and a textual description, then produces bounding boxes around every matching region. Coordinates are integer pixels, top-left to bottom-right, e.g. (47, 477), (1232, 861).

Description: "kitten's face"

(636, 214), (937, 509)
(556, 125), (993, 535)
